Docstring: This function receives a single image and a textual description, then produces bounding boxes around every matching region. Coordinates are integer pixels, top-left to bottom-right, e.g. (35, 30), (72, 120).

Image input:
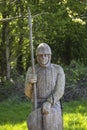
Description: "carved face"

(36, 43), (52, 67)
(37, 54), (51, 67)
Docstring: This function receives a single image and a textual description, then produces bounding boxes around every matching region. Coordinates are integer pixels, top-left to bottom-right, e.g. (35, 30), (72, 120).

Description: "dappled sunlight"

(68, 12), (86, 25)
(62, 0), (67, 4)
(0, 99), (87, 130)
(66, 6), (86, 25)
(63, 100), (87, 130)
(0, 121), (27, 130)
(72, 18), (86, 25)
(64, 113), (87, 130)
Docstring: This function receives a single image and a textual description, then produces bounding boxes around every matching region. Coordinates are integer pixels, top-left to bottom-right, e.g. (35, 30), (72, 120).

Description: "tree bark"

(6, 27), (10, 80)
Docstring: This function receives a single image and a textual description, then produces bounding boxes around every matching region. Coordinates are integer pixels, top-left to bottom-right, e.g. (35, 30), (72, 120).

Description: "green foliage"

(65, 60), (87, 87)
(0, 71), (25, 101)
(0, 80), (15, 101)
(0, 0), (87, 81)
(33, 0), (87, 64)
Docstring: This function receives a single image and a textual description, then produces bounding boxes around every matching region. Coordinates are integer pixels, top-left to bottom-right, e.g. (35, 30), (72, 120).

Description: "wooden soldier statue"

(25, 43), (65, 130)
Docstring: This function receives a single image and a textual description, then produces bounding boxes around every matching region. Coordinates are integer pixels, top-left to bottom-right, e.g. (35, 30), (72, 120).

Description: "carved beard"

(37, 55), (51, 67)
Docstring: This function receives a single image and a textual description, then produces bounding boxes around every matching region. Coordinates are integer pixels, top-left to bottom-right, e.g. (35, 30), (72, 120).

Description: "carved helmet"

(36, 43), (52, 55)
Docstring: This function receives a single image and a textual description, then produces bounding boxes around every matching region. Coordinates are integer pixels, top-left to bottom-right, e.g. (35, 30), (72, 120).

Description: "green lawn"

(0, 97), (31, 130)
(63, 100), (87, 130)
(0, 97), (87, 130)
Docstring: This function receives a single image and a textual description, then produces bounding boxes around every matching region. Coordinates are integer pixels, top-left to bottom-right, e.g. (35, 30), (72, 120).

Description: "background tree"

(0, 0), (87, 82)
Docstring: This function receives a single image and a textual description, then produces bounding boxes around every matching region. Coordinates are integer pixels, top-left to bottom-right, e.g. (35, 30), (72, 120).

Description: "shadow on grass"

(0, 97), (87, 129)
(63, 99), (87, 114)
(0, 97), (32, 125)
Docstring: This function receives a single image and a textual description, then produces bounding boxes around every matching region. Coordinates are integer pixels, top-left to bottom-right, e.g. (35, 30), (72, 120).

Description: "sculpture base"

(27, 107), (63, 130)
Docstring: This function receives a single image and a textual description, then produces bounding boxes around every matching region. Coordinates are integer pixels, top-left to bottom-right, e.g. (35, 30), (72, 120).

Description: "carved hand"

(42, 102), (51, 115)
(28, 74), (37, 84)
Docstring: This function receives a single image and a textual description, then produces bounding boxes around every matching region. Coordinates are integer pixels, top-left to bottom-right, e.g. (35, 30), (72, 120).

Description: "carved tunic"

(25, 63), (65, 130)
(25, 64), (65, 105)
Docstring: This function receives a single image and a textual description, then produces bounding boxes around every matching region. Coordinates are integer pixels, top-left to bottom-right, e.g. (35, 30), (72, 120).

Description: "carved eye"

(39, 54), (48, 57)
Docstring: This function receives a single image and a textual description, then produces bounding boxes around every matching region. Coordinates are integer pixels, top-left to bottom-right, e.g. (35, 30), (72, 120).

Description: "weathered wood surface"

(27, 107), (62, 130)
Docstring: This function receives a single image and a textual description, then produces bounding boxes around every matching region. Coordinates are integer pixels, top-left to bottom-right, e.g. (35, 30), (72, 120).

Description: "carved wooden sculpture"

(25, 43), (65, 130)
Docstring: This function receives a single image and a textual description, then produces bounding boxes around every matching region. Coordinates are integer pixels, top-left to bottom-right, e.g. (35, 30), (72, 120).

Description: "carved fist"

(29, 74), (37, 84)
(42, 102), (51, 115)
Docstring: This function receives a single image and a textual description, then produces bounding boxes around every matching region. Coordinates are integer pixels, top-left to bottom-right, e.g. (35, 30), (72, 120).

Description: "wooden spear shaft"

(28, 7), (37, 110)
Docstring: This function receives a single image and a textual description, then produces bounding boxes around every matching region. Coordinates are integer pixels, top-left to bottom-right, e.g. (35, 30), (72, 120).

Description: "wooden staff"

(28, 7), (37, 110)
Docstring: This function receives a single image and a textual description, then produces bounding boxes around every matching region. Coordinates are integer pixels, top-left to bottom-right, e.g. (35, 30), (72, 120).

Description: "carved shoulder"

(26, 64), (40, 74)
(52, 64), (63, 71)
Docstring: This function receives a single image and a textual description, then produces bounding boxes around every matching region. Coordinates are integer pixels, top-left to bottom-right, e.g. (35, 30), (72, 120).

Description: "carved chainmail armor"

(25, 63), (65, 107)
(25, 43), (65, 130)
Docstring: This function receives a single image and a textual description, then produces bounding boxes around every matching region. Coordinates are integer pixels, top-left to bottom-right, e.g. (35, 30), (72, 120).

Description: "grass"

(0, 96), (32, 130)
(63, 100), (87, 130)
(0, 96), (87, 130)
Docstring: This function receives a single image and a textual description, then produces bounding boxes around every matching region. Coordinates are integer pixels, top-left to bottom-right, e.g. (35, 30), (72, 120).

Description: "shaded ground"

(64, 78), (87, 101)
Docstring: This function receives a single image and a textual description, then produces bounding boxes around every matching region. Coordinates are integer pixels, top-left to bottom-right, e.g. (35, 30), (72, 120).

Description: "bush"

(63, 60), (87, 101)
(0, 80), (15, 101)
(0, 75), (25, 101)
(65, 60), (87, 88)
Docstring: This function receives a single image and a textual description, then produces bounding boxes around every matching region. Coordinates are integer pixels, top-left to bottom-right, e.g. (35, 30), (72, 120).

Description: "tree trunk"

(6, 28), (10, 80)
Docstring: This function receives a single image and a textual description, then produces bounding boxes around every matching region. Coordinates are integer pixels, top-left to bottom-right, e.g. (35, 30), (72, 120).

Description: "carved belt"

(37, 98), (47, 108)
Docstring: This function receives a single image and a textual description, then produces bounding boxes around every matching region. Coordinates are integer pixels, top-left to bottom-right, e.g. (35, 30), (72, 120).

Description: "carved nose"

(42, 55), (45, 58)
(41, 55), (45, 58)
